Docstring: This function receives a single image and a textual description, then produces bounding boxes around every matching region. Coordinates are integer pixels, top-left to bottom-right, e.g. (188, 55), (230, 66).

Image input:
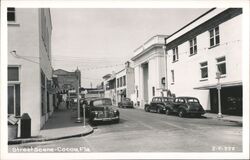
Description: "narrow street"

(9, 107), (242, 152)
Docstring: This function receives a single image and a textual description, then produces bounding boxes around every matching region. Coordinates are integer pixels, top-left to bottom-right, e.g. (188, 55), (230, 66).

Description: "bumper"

(93, 116), (119, 122)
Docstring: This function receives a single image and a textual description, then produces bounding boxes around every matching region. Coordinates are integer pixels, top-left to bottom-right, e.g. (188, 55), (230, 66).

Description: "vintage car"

(89, 98), (120, 125)
(144, 97), (174, 114)
(118, 98), (134, 108)
(167, 97), (206, 117)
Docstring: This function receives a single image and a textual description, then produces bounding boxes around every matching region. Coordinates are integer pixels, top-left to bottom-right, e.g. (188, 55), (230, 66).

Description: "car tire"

(165, 109), (171, 115)
(178, 109), (185, 118)
(114, 118), (120, 123)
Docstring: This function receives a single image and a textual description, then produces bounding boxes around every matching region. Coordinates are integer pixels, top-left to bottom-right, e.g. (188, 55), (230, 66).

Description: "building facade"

(116, 61), (135, 105)
(102, 73), (116, 105)
(165, 8), (242, 116)
(8, 8), (54, 136)
(131, 35), (168, 108)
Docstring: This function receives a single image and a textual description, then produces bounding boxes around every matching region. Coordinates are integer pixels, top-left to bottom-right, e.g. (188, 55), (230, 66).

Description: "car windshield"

(187, 98), (199, 103)
(93, 99), (112, 107)
(163, 98), (174, 102)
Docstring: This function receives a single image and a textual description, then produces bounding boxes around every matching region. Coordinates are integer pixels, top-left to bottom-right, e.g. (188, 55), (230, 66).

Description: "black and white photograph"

(1, 0), (249, 159)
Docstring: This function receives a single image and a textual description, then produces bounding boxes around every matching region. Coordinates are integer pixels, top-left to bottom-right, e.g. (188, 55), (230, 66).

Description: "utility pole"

(75, 68), (82, 123)
(216, 71), (223, 118)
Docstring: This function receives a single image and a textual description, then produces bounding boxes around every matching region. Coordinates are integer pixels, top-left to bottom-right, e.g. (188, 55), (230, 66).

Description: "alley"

(8, 107), (242, 152)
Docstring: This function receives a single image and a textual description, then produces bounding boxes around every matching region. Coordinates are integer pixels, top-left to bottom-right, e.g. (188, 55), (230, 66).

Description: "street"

(9, 107), (242, 152)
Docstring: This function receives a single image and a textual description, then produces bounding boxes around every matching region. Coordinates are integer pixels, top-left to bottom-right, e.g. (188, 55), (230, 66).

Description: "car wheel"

(145, 107), (149, 112)
(178, 109), (185, 118)
(114, 118), (120, 123)
(166, 109), (171, 115)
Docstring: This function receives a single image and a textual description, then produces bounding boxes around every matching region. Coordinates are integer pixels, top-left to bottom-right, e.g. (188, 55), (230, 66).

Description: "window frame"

(8, 66), (21, 117)
(172, 47), (179, 62)
(209, 26), (220, 47)
(171, 70), (175, 84)
(7, 7), (16, 22)
(200, 61), (208, 80)
(189, 37), (197, 56)
(216, 56), (227, 76)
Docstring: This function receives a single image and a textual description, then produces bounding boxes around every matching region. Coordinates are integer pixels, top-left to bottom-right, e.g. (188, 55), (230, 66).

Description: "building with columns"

(131, 35), (169, 108)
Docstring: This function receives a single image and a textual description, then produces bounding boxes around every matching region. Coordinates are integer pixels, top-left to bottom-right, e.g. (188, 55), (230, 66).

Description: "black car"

(89, 98), (120, 125)
(118, 98), (134, 108)
(144, 97), (174, 114)
(167, 97), (205, 117)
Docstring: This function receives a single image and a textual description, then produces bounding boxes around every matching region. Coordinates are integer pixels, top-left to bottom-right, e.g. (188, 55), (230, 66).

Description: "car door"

(172, 98), (180, 112)
(156, 97), (164, 111)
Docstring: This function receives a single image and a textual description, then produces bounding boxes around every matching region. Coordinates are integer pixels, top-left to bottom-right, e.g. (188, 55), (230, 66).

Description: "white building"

(116, 61), (135, 105)
(165, 8), (242, 116)
(102, 72), (116, 105)
(131, 35), (169, 108)
(8, 8), (54, 136)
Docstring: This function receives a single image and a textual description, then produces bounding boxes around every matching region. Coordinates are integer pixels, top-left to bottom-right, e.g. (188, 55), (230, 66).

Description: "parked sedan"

(144, 97), (174, 114)
(118, 98), (134, 108)
(166, 97), (205, 117)
(89, 98), (120, 125)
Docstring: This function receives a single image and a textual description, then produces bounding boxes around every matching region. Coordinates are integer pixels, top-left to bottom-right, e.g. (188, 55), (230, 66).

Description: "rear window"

(187, 98), (199, 103)
(163, 98), (173, 102)
(93, 99), (112, 107)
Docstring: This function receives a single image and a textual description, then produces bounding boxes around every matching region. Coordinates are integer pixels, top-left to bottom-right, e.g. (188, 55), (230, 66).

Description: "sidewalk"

(8, 102), (93, 145)
(204, 112), (242, 124)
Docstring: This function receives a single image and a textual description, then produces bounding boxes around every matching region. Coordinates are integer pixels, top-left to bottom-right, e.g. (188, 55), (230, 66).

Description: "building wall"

(39, 9), (53, 127)
(8, 8), (53, 136)
(133, 46), (165, 108)
(167, 11), (242, 111)
(8, 9), (41, 136)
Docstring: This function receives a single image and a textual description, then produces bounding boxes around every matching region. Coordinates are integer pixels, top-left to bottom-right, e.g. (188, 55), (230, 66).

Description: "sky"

(51, 8), (209, 88)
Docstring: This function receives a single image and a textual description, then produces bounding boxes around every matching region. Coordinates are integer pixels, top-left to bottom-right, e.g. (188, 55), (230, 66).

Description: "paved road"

(9, 107), (242, 152)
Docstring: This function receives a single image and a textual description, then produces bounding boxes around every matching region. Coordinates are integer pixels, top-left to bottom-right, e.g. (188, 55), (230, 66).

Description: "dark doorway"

(210, 86), (242, 116)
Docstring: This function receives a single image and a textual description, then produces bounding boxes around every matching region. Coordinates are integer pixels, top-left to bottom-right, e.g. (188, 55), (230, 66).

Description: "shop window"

(209, 26), (220, 47)
(200, 61), (208, 79)
(216, 56), (226, 75)
(8, 66), (20, 117)
(189, 37), (197, 55)
(7, 8), (15, 22)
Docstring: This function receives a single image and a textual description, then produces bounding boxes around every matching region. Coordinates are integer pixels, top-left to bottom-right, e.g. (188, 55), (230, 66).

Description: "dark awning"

(193, 81), (242, 90)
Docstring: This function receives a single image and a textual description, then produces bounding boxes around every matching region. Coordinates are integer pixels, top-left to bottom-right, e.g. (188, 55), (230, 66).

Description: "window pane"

(218, 63), (226, 75)
(215, 35), (220, 44)
(194, 38), (197, 45)
(194, 45), (197, 54)
(7, 8), (15, 21)
(8, 67), (19, 81)
(190, 47), (193, 55)
(217, 57), (225, 62)
(8, 86), (15, 114)
(15, 84), (20, 116)
(200, 62), (207, 67)
(210, 38), (214, 46)
(215, 26), (219, 35)
(201, 68), (208, 78)
(209, 30), (214, 38)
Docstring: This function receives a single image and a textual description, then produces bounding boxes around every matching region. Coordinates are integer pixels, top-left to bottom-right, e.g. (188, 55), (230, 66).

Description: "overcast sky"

(51, 8), (209, 87)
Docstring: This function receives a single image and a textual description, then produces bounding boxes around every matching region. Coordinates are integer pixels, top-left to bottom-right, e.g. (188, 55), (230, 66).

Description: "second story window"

(200, 62), (208, 79)
(172, 47), (179, 62)
(117, 79), (119, 88)
(7, 8), (16, 22)
(216, 56), (226, 75)
(189, 37), (197, 55)
(209, 26), (220, 47)
(123, 76), (126, 86)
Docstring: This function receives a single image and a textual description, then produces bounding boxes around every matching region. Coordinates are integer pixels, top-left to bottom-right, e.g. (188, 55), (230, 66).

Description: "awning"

(194, 81), (242, 90)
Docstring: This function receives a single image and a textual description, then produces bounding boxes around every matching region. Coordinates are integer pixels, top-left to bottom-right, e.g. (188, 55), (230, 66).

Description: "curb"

(8, 126), (94, 145)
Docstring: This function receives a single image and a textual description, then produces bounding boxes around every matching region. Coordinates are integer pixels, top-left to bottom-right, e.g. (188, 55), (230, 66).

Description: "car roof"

(90, 98), (111, 101)
(153, 97), (173, 99)
(176, 96), (198, 99)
